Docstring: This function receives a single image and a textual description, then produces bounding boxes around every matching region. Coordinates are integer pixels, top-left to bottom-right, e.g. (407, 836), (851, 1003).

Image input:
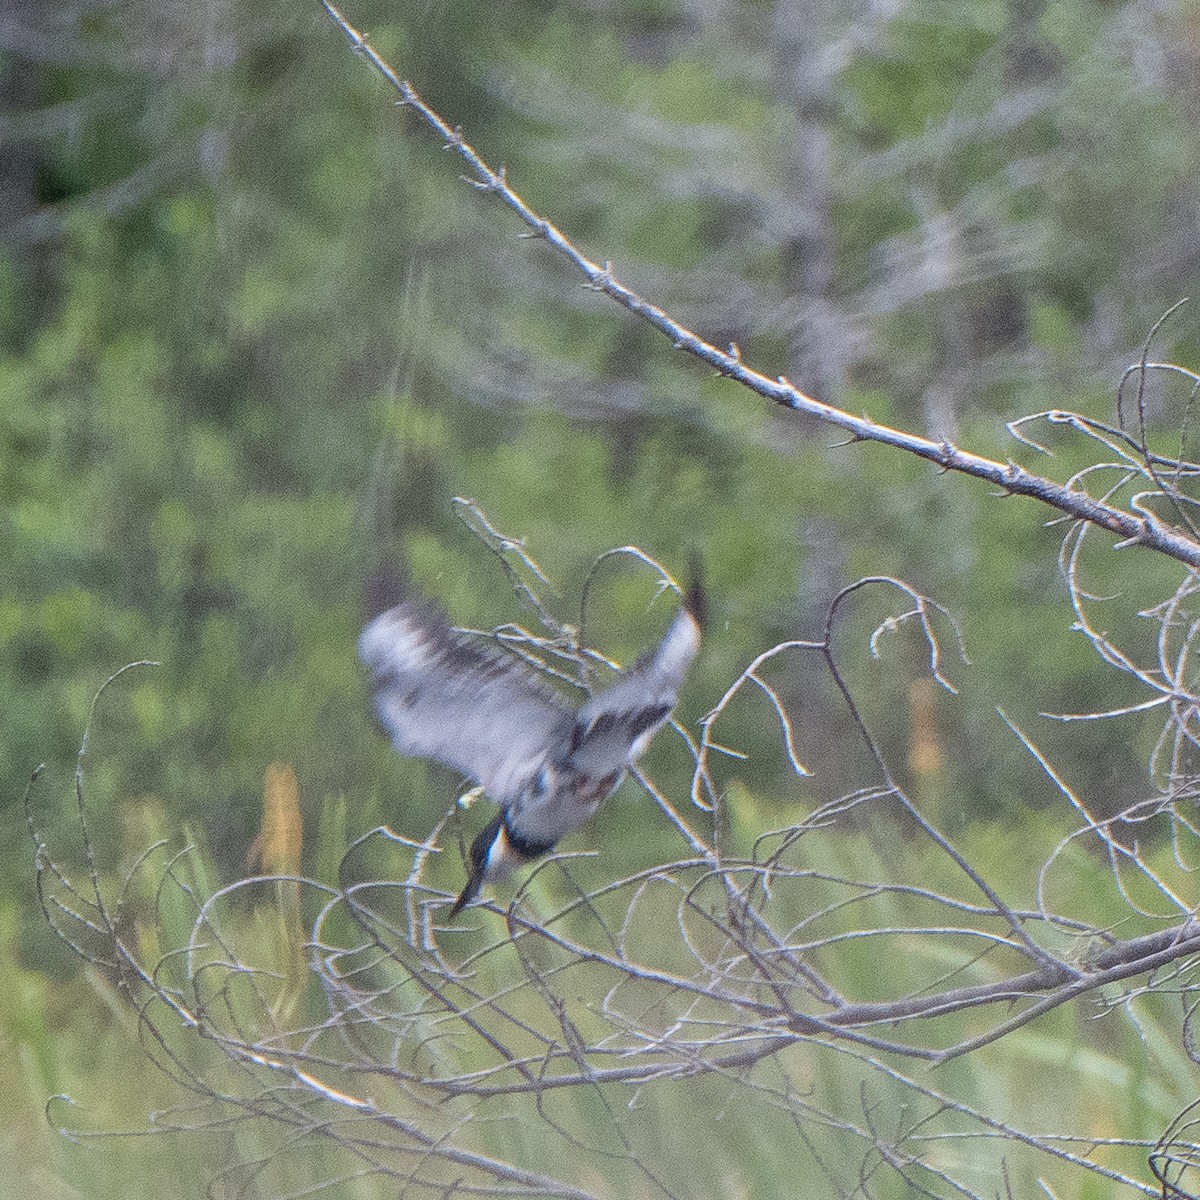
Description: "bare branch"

(29, 511), (1200, 1195)
(321, 2), (1200, 570)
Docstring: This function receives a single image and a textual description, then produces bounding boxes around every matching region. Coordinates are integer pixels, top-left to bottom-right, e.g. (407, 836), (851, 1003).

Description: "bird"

(358, 563), (703, 916)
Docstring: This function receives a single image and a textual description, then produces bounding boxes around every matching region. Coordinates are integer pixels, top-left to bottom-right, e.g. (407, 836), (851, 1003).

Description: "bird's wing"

(564, 600), (702, 781)
(359, 598), (571, 802)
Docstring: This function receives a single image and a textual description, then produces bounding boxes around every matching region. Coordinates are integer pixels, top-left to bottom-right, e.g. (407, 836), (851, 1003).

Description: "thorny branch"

(321, 1), (1200, 571)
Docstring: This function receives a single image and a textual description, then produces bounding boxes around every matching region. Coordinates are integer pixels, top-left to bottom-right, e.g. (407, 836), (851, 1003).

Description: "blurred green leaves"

(5, 0), (1200, 1193)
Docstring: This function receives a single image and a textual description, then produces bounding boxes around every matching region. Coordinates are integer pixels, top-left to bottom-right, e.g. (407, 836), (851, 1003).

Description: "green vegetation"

(6, 0), (1200, 1195)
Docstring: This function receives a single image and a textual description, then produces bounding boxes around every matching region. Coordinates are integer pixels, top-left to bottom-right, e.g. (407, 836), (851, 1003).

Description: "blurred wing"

(566, 601), (701, 781)
(359, 599), (571, 801)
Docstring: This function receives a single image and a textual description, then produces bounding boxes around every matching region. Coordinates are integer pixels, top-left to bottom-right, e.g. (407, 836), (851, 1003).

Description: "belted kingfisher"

(358, 564), (703, 916)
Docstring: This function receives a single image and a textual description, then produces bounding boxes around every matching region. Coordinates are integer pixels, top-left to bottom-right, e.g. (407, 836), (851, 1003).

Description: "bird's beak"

(448, 873), (481, 918)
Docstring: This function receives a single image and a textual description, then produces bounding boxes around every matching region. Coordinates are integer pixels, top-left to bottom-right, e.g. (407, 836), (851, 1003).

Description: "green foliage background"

(5, 0), (1200, 1194)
